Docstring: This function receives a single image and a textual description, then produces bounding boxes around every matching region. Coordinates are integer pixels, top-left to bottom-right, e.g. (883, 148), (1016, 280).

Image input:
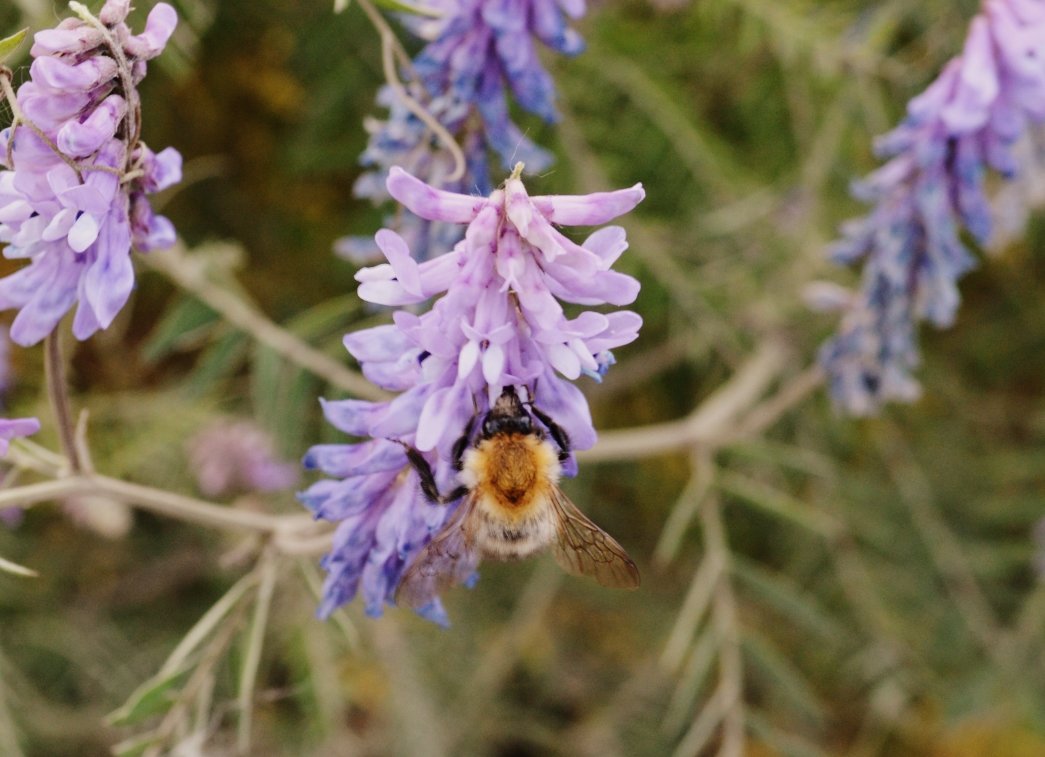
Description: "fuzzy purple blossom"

(0, 0), (180, 346)
(188, 420), (299, 498)
(819, 0), (1045, 415)
(304, 165), (643, 623)
(341, 0), (585, 263)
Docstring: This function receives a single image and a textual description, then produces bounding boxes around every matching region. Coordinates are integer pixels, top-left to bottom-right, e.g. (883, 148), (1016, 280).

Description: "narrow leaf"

(732, 557), (845, 642)
(718, 472), (840, 538)
(161, 571), (257, 677)
(110, 732), (162, 757)
(742, 629), (825, 726)
(369, 0), (442, 17)
(141, 296), (219, 363)
(237, 551), (278, 755)
(0, 555), (37, 578)
(106, 665), (190, 726)
(0, 29), (28, 63)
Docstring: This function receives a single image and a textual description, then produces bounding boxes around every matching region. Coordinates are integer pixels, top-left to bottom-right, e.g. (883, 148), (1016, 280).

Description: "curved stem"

(378, 29), (466, 183)
(0, 70), (83, 181)
(581, 340), (789, 462)
(144, 244), (388, 401)
(44, 331), (82, 473)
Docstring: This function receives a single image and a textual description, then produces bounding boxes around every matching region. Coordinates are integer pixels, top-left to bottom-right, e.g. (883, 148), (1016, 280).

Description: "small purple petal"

(386, 166), (487, 223)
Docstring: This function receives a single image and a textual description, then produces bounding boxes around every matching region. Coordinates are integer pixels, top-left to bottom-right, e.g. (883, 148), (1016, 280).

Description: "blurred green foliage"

(1, 0), (1044, 755)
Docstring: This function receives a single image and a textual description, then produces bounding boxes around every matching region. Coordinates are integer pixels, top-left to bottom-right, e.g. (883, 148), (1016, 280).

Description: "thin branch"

(581, 340), (789, 463)
(144, 244), (387, 401)
(448, 561), (565, 751)
(368, 617), (450, 757)
(728, 364), (825, 442)
(44, 331), (81, 473)
(872, 425), (1009, 666)
(654, 449), (715, 566)
(702, 495), (745, 757)
(141, 601), (249, 757)
(662, 535), (725, 672)
(1, 471), (319, 542)
(378, 29), (466, 184)
(237, 546), (278, 756)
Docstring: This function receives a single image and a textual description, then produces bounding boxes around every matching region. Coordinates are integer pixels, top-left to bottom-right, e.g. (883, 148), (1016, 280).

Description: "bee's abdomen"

(475, 499), (557, 560)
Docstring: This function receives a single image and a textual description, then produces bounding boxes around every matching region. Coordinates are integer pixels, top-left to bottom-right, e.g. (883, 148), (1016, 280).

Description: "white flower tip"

(802, 281), (854, 313)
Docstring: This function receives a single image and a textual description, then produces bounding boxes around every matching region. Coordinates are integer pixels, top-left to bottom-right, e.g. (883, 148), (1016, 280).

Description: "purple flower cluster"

(304, 166), (644, 623)
(413, 0), (584, 171)
(187, 420), (299, 498)
(0, 0), (180, 346)
(341, 0), (586, 263)
(819, 0), (1045, 414)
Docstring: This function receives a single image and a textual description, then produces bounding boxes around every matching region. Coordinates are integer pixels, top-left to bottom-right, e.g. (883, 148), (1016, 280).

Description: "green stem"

(44, 331), (81, 474)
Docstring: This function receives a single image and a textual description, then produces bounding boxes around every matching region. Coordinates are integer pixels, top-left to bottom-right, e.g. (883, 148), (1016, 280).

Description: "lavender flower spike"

(343, 0), (587, 263)
(303, 165), (644, 623)
(0, 1), (180, 346)
(819, 0), (1045, 415)
(0, 417), (40, 457)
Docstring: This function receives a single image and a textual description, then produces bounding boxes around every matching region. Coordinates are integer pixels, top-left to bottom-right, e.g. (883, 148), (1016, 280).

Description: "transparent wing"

(549, 488), (641, 589)
(395, 496), (482, 610)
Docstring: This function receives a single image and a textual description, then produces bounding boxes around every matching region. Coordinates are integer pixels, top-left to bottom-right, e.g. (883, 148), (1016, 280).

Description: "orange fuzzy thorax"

(460, 434), (560, 518)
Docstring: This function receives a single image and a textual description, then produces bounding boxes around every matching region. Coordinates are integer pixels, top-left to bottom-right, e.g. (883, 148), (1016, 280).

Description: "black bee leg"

(391, 439), (469, 505)
(529, 405), (572, 462)
(450, 414), (477, 472)
(396, 442), (443, 504)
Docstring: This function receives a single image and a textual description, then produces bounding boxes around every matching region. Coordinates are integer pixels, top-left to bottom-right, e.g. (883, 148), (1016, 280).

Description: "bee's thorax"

(461, 433), (560, 510)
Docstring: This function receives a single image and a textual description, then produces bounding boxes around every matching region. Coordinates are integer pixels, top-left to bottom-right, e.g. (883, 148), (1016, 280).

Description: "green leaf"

(106, 664), (190, 726)
(717, 472), (841, 539)
(369, 0), (442, 17)
(746, 709), (829, 757)
(160, 572), (258, 677)
(743, 629), (826, 726)
(251, 294), (358, 455)
(183, 329), (248, 398)
(110, 732), (162, 757)
(141, 296), (220, 364)
(0, 29), (28, 63)
(732, 557), (845, 643)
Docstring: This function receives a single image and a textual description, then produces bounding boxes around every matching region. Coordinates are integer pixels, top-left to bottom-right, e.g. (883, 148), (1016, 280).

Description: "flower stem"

(44, 331), (82, 474)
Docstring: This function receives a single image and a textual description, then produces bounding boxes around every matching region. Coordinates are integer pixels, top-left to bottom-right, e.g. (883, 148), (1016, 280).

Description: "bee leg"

(529, 405), (572, 462)
(451, 414), (477, 472)
(391, 439), (468, 505)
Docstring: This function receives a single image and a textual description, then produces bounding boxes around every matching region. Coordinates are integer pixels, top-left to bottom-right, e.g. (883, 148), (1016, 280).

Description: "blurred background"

(1, 0), (1044, 754)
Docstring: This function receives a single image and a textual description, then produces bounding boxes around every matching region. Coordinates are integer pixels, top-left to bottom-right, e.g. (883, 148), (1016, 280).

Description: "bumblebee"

(395, 386), (640, 609)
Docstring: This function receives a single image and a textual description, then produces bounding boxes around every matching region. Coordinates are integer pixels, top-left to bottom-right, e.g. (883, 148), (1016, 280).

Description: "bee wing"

(548, 488), (641, 589)
(395, 495), (483, 610)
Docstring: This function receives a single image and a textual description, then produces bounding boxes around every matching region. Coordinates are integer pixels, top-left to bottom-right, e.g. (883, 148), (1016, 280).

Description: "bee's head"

(482, 386), (533, 437)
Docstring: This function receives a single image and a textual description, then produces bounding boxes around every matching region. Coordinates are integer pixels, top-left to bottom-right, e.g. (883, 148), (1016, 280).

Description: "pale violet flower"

(0, 0), (181, 346)
(820, 0), (1045, 414)
(187, 420), (299, 498)
(303, 166), (644, 623)
(341, 0), (586, 263)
